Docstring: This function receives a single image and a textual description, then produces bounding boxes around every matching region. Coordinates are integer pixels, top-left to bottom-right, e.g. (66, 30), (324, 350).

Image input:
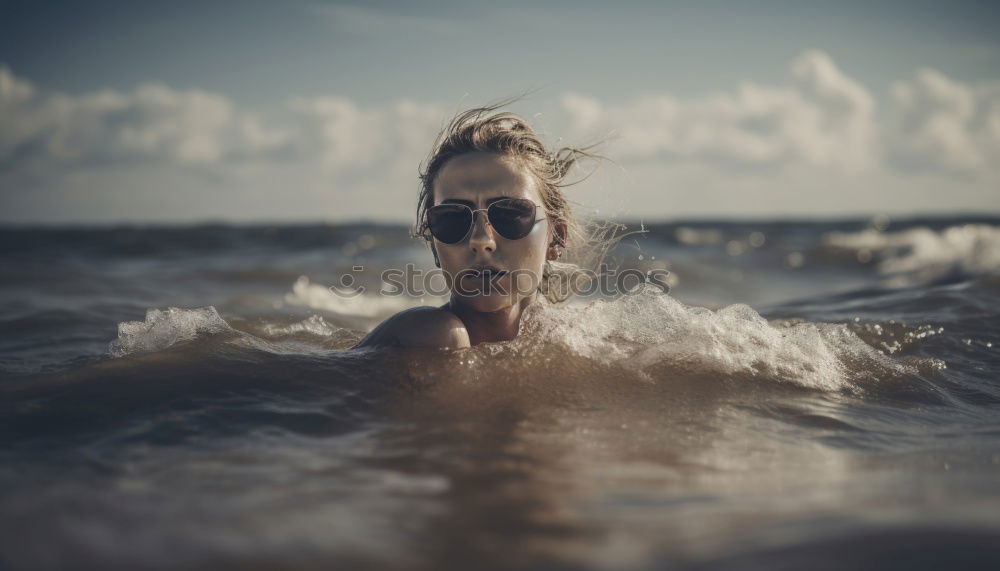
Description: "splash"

(108, 310), (364, 358)
(258, 315), (360, 348)
(506, 287), (934, 392)
(283, 276), (434, 320)
(108, 307), (231, 357)
(105, 291), (940, 393)
(260, 315), (341, 338)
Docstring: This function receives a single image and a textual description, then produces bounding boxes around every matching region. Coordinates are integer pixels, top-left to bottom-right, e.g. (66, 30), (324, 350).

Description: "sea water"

(1, 217), (999, 569)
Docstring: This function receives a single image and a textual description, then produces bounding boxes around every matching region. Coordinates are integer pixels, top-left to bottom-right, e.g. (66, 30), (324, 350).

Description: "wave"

(823, 224), (1000, 286)
(106, 286), (943, 394)
(510, 287), (941, 392)
(282, 276), (435, 321)
(107, 308), (363, 358)
(108, 307), (232, 358)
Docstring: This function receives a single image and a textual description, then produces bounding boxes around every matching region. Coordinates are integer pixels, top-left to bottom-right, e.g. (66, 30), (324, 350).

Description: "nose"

(467, 210), (496, 253)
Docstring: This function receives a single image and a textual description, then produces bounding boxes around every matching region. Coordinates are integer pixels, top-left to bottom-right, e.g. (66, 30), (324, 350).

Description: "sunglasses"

(426, 198), (544, 244)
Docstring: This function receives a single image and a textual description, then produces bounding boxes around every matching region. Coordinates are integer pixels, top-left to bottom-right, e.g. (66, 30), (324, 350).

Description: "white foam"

(824, 224), (1000, 285)
(675, 226), (724, 245)
(258, 315), (361, 347)
(105, 289), (937, 392)
(283, 276), (434, 320)
(260, 315), (341, 338)
(108, 307), (231, 358)
(512, 287), (926, 391)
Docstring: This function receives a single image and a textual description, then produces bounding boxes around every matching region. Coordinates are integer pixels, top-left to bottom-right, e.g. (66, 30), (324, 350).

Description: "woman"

(355, 104), (596, 349)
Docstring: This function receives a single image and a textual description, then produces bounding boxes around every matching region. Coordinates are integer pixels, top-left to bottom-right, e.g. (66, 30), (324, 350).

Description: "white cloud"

(0, 67), (290, 168)
(287, 97), (443, 171)
(560, 50), (877, 171)
(0, 65), (34, 102)
(886, 69), (1000, 174)
(0, 63), (444, 179)
(0, 65), (39, 160)
(558, 51), (1000, 182)
(1, 51), (998, 222)
(5, 52), (996, 179)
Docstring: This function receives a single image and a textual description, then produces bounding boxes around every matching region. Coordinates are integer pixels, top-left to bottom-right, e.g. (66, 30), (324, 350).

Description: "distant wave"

(822, 224), (1000, 286)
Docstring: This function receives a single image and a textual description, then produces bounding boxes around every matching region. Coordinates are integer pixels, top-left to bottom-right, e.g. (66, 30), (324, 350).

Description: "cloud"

(5, 51), (997, 179)
(0, 65), (39, 161)
(0, 65), (291, 169)
(0, 64), (450, 223)
(560, 50), (877, 172)
(0, 64), (34, 103)
(886, 68), (1000, 174)
(558, 51), (1000, 180)
(1, 51), (998, 222)
(0, 63), (445, 180)
(287, 96), (444, 171)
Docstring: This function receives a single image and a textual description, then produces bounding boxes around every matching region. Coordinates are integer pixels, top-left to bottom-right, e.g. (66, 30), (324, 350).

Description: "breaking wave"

(108, 287), (942, 394)
(823, 224), (1000, 286)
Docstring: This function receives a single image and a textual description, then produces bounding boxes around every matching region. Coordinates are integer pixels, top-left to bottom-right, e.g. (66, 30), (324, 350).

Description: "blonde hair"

(415, 102), (617, 303)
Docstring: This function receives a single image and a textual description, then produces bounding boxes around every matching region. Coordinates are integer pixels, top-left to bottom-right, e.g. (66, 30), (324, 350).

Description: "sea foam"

(283, 276), (433, 320)
(507, 287), (935, 392)
(108, 307), (231, 358)
(823, 224), (1000, 286)
(107, 287), (939, 392)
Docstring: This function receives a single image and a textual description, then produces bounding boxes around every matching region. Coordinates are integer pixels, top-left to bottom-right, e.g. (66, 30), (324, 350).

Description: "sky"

(1, 0), (999, 224)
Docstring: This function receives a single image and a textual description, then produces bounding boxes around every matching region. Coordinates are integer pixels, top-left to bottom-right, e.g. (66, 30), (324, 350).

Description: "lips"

(462, 265), (507, 280)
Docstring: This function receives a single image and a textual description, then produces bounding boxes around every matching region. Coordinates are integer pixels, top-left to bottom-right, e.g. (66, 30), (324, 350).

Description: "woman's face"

(431, 152), (551, 313)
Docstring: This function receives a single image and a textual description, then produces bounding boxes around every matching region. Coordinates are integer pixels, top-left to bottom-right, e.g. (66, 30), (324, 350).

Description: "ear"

(547, 220), (567, 261)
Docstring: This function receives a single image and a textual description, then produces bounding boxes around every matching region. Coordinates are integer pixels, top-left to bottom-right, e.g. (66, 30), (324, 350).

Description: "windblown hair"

(415, 101), (618, 303)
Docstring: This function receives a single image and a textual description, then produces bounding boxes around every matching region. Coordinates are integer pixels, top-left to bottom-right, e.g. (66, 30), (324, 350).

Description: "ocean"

(1, 216), (998, 570)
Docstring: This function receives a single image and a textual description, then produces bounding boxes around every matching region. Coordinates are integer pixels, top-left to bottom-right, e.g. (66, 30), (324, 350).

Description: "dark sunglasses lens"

(488, 199), (536, 240)
(427, 205), (472, 244)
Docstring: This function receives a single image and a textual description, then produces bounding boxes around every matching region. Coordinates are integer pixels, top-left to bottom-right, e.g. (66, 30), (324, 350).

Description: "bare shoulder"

(353, 306), (470, 349)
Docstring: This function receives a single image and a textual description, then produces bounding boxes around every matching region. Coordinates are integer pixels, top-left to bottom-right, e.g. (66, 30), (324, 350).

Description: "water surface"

(1, 217), (998, 569)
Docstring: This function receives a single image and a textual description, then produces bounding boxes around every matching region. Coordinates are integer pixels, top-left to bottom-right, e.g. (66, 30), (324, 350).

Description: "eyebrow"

(439, 197), (512, 207)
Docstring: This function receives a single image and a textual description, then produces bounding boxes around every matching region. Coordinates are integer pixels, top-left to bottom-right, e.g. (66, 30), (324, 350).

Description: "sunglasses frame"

(426, 198), (546, 244)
